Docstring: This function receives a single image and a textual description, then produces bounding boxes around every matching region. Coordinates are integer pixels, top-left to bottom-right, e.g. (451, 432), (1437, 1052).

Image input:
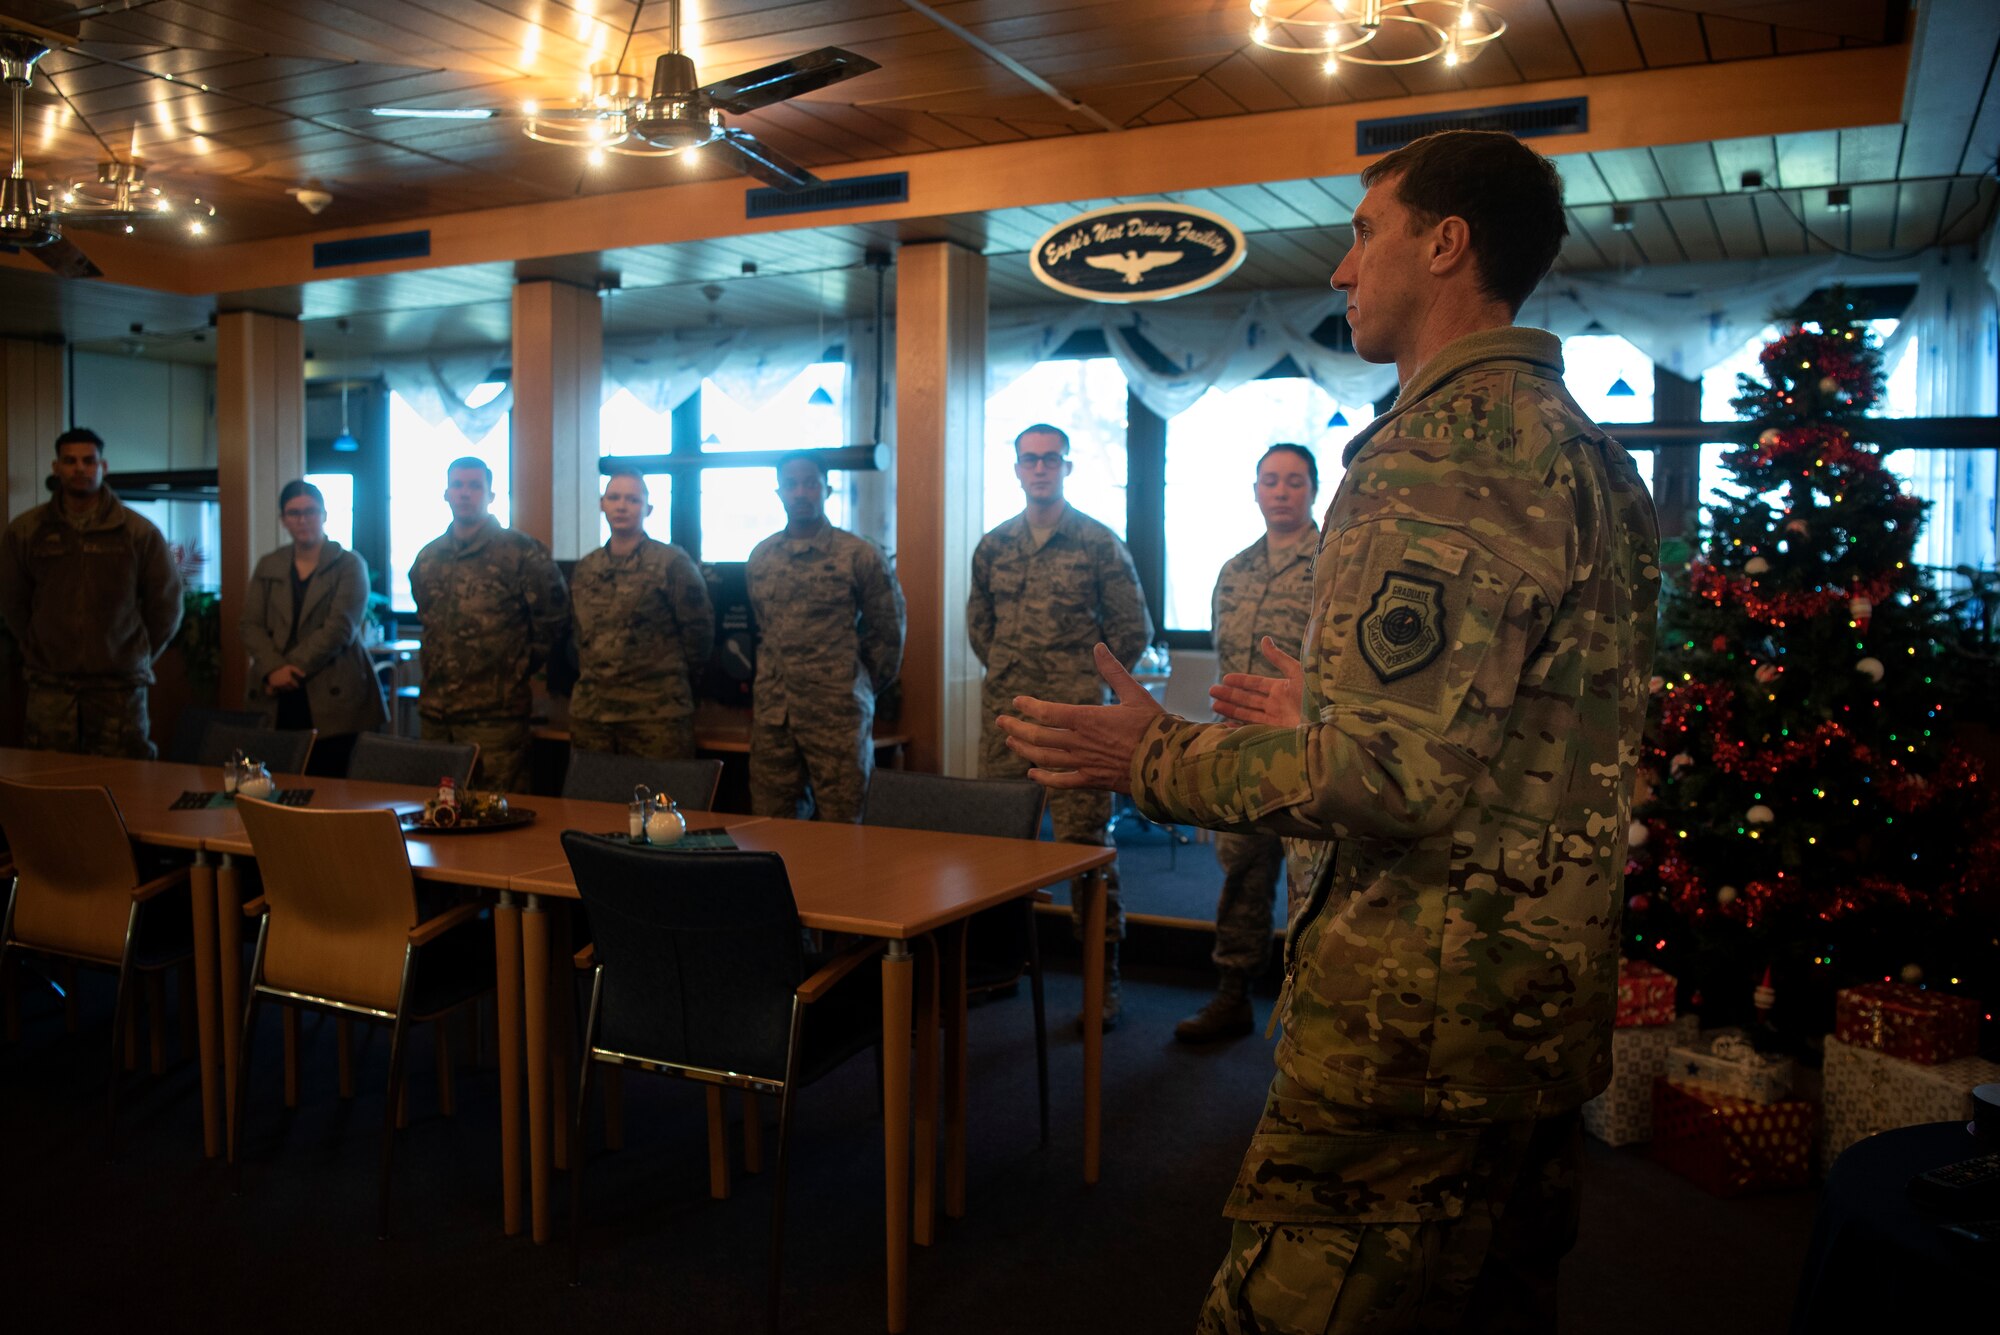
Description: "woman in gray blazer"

(241, 479), (388, 775)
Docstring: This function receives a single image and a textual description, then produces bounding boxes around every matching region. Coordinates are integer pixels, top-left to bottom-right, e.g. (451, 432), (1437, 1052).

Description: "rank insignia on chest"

(1359, 571), (1445, 682)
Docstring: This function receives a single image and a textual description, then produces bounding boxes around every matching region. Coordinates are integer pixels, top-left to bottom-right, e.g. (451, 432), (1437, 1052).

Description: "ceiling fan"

(368, 0), (877, 191)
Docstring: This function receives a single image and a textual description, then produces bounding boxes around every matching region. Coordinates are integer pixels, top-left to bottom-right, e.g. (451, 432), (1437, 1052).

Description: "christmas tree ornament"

(1759, 428), (1781, 446)
(1627, 892), (1651, 913)
(1785, 518), (1810, 536)
(1629, 820), (1650, 848)
(1745, 556), (1771, 575)
(1746, 804), (1775, 825)
(1900, 962), (1924, 985)
(1717, 885), (1739, 905)
(1670, 752), (1694, 776)
(1712, 635), (1730, 652)
(1849, 592), (1873, 632)
(1818, 375), (1839, 396)
(1649, 675), (1665, 695)
(1755, 664), (1780, 683)
(1754, 966), (1777, 1021)
(1855, 656), (1885, 682)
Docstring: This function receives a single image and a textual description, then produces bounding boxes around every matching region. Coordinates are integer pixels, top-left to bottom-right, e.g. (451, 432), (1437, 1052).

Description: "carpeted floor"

(1, 954), (1819, 1334)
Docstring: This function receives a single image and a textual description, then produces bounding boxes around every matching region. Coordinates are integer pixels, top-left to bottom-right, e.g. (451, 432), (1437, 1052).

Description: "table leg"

(218, 855), (244, 1158)
(1081, 867), (1105, 1186)
(188, 852), (221, 1159)
(881, 940), (913, 1335)
(940, 920), (969, 1220)
(523, 892), (554, 1244)
(912, 936), (938, 1248)
(494, 892), (524, 1238)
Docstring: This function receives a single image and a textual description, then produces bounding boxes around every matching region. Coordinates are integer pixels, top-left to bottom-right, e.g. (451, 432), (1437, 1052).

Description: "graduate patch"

(1359, 572), (1446, 682)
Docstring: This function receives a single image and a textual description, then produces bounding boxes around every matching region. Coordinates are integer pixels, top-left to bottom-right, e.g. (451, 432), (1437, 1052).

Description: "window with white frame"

(697, 361), (848, 562)
(386, 383), (510, 610)
(984, 357), (1130, 538)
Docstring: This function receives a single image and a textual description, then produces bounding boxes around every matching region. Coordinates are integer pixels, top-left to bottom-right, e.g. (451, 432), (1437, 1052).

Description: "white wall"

(70, 352), (216, 472)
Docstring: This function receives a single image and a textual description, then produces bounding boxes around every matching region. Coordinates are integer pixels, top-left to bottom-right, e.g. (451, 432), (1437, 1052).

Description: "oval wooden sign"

(1029, 203), (1249, 303)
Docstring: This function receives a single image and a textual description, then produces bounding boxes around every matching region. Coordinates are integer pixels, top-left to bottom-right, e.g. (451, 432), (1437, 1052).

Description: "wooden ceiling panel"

(1590, 147), (1669, 201)
(1491, 5), (1587, 82)
(1838, 124), (1904, 182)
(1627, 2), (1708, 68)
(1201, 51), (1304, 116)
(1774, 129), (1841, 189)
(1773, 27), (1842, 56)
(1700, 14), (1777, 61)
(1703, 192), (1764, 260)
(1841, 181), (1900, 252)
(1547, 0), (1647, 74)
(1690, 2), (1898, 42)
(1750, 192), (1809, 256)
(1554, 154), (1615, 207)
(1936, 177), (1995, 246)
(1651, 141), (1725, 196)
(1709, 135), (1778, 192)
(1656, 196), (1726, 262)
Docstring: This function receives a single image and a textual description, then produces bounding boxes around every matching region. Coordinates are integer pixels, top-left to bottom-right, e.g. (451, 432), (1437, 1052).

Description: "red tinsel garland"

(1759, 328), (1879, 412)
(1686, 560), (1897, 624)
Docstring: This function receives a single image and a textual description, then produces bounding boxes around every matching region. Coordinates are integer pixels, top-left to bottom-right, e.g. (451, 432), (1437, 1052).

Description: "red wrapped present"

(1833, 982), (1980, 1065)
(1649, 1077), (1813, 1198)
(1616, 958), (1677, 1027)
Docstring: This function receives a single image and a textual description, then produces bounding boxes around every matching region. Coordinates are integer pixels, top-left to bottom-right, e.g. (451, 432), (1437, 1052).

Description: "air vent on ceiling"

(745, 172), (909, 220)
(313, 229), (432, 269)
(1356, 97), (1588, 156)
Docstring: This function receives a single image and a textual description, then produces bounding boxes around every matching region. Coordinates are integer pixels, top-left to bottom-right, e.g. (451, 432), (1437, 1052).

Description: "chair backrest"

(0, 778), (142, 963)
(561, 833), (804, 1082)
(197, 724), (316, 775)
(863, 770), (1046, 841)
(167, 708), (265, 764)
(562, 751), (724, 812)
(234, 799), (421, 1011)
(347, 733), (477, 790)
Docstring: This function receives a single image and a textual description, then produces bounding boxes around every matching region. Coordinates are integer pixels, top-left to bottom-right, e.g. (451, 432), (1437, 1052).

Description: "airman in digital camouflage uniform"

(569, 466), (714, 760)
(1176, 443), (1321, 1045)
(997, 132), (1660, 1332)
(410, 456), (569, 794)
(970, 423), (1153, 1027)
(746, 452), (905, 823)
(0, 428), (182, 758)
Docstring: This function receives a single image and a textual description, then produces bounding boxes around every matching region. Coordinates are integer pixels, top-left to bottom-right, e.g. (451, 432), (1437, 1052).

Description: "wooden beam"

(1, 338), (64, 525)
(72, 44), (1909, 297)
(510, 280), (602, 558)
(215, 312), (305, 709)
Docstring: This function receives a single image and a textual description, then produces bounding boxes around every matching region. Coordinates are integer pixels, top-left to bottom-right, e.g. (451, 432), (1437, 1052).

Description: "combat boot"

(1072, 943), (1122, 1034)
(1174, 973), (1253, 1043)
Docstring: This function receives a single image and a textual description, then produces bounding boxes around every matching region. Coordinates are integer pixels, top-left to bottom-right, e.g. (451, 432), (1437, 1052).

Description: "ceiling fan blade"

(700, 47), (879, 115)
(31, 232), (101, 279)
(716, 129), (821, 192)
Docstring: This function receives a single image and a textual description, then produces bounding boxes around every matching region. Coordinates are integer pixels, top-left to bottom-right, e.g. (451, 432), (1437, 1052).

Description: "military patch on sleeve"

(1358, 571), (1446, 683)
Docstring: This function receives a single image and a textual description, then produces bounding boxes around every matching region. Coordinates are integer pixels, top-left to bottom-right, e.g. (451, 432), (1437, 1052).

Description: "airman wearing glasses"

(241, 479), (387, 776)
(968, 423), (1153, 1028)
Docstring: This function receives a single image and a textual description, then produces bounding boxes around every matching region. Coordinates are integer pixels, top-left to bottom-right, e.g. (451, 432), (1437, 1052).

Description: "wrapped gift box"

(1666, 1028), (1794, 1104)
(1582, 1014), (1700, 1146)
(1616, 958), (1677, 1028)
(1833, 982), (1980, 1065)
(1650, 1077), (1814, 1198)
(1819, 1033), (2000, 1173)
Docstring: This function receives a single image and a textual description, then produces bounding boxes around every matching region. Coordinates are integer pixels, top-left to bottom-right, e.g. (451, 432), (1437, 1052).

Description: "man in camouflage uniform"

(970, 423), (1153, 1027)
(998, 131), (1660, 1331)
(746, 452), (905, 823)
(0, 428), (182, 758)
(410, 456), (569, 794)
(1177, 443), (1321, 1044)
(569, 466), (714, 760)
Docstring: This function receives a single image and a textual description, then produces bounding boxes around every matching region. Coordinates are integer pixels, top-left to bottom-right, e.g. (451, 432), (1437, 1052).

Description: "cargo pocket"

(1208, 1219), (1362, 1335)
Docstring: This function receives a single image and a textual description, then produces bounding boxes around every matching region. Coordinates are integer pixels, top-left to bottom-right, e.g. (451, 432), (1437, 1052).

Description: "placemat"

(604, 830), (739, 851)
(171, 789), (315, 810)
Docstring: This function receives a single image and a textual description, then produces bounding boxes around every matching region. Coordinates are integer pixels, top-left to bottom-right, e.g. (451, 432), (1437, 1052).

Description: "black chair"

(194, 723), (316, 775)
(562, 750), (724, 812)
(347, 733), (478, 790)
(166, 708), (264, 765)
(862, 771), (1052, 1145)
(562, 834), (882, 1332)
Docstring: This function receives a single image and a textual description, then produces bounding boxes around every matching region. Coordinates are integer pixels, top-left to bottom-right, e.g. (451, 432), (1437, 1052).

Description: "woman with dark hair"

(240, 479), (386, 775)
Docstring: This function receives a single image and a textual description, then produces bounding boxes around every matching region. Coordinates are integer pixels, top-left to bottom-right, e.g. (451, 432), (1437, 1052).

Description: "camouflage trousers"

(748, 701), (872, 824)
(569, 715), (699, 762)
(1212, 833), (1285, 978)
(979, 719), (1121, 943)
(24, 680), (155, 758)
(1197, 1073), (1581, 1335)
(421, 715), (532, 795)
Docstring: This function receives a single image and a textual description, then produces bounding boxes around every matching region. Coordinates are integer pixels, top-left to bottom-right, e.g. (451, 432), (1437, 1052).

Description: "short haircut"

(278, 479), (325, 512)
(602, 464), (649, 496)
(1014, 423), (1070, 453)
(1360, 130), (1567, 315)
(775, 451), (829, 481)
(1258, 443), (1319, 493)
(54, 427), (104, 456)
(446, 456), (493, 487)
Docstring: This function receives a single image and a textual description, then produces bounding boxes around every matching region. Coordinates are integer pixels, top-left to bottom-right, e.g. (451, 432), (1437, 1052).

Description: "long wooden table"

(2, 749), (1113, 1334)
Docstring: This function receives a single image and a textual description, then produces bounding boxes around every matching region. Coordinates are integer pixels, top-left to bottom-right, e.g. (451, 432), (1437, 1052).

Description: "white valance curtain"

(600, 322), (832, 415)
(379, 352), (512, 440)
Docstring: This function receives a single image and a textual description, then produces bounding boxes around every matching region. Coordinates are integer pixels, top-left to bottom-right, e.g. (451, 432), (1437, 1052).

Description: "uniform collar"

(1342, 326), (1565, 466)
(778, 523), (838, 554)
(446, 516), (501, 555)
(1263, 524), (1318, 572)
(51, 486), (125, 531)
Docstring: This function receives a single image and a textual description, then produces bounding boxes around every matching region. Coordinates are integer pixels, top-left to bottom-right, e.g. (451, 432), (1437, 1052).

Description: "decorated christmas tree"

(1626, 295), (1997, 1042)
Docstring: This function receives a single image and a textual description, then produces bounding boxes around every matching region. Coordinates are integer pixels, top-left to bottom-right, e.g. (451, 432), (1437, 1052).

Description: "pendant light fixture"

(332, 380), (359, 452)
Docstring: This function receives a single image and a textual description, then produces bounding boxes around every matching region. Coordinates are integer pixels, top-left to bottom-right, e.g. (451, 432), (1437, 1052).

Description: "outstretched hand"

(995, 642), (1165, 794)
(1209, 636), (1305, 728)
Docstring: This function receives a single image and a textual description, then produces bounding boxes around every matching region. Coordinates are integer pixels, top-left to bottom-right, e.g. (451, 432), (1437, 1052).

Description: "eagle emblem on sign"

(1358, 572), (1446, 682)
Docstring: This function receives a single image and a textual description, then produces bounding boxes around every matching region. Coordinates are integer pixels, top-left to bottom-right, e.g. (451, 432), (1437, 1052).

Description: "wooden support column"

(895, 240), (986, 777)
(511, 279), (603, 557)
(216, 312), (305, 708)
(1, 337), (64, 524)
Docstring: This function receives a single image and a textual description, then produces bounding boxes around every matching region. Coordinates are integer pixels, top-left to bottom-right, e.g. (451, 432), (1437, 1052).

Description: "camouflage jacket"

(1132, 328), (1660, 1122)
(969, 505), (1154, 710)
(410, 518), (570, 720)
(745, 523), (905, 722)
(570, 537), (714, 724)
(0, 489), (182, 687)
(1211, 525), (1319, 692)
